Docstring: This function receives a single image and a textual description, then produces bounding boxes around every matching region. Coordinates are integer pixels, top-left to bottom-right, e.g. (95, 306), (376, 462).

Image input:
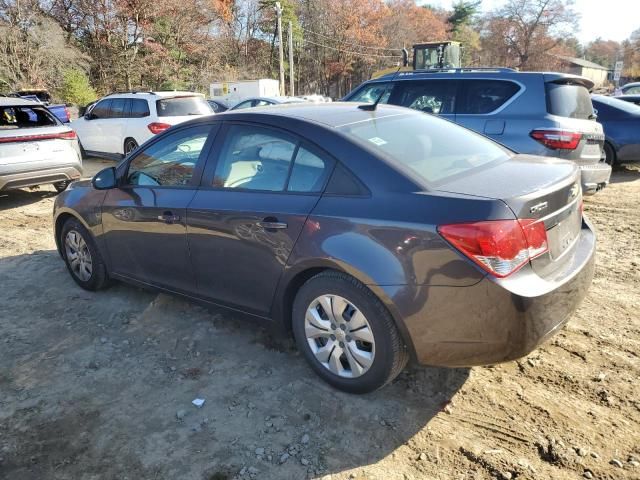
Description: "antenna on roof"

(358, 66), (402, 111)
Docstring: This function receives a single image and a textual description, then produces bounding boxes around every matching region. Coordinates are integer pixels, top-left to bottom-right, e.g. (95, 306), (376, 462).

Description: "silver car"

(0, 97), (82, 192)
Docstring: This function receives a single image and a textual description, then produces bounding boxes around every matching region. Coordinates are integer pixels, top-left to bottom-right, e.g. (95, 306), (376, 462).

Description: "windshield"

(156, 96), (212, 117)
(338, 113), (511, 185)
(546, 83), (594, 119)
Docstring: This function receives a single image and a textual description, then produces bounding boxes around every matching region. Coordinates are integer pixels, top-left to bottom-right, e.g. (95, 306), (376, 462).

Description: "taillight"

(147, 122), (171, 134)
(0, 130), (76, 143)
(438, 219), (549, 278)
(530, 129), (582, 150)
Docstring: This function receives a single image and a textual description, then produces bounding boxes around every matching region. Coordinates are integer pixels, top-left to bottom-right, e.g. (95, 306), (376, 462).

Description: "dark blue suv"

(344, 68), (611, 194)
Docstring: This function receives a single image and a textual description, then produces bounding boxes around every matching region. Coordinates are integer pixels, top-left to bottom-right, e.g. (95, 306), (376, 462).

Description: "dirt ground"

(0, 160), (638, 480)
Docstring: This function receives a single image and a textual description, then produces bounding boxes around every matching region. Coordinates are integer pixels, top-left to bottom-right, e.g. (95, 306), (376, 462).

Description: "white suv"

(71, 91), (212, 158)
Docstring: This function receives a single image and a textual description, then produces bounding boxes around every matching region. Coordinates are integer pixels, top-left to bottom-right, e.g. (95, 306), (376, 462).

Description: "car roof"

(0, 96), (42, 107)
(219, 102), (418, 128)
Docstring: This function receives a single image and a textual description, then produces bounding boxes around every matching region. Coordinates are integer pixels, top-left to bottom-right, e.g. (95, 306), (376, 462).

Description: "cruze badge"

(569, 183), (580, 201)
(530, 201), (548, 214)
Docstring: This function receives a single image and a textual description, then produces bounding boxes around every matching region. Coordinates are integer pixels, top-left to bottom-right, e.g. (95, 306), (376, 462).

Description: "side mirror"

(84, 112), (95, 120)
(92, 167), (117, 190)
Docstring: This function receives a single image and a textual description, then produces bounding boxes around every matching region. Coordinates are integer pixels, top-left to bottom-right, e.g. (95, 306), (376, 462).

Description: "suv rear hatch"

(438, 154), (583, 277)
(534, 76), (604, 165)
(155, 96), (212, 125)
(0, 105), (78, 170)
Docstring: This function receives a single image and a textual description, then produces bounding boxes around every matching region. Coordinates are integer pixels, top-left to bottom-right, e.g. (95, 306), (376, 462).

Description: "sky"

(425, 0), (639, 44)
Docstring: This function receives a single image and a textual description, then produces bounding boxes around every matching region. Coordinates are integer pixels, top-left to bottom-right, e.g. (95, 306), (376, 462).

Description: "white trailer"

(210, 79), (280, 105)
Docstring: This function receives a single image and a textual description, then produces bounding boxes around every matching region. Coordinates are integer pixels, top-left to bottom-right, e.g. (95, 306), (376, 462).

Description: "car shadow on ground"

(0, 249), (470, 479)
(0, 188), (57, 210)
(610, 163), (640, 184)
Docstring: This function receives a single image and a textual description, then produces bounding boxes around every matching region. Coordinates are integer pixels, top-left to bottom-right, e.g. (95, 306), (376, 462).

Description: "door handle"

(257, 218), (288, 230)
(157, 211), (181, 224)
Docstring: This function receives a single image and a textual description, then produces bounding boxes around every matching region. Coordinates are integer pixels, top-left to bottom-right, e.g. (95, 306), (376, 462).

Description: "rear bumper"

(579, 162), (611, 195)
(0, 164), (82, 191)
(381, 220), (596, 366)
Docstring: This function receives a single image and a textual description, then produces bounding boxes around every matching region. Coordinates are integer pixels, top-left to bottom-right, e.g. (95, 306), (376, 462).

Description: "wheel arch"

(271, 261), (418, 362)
(54, 210), (93, 257)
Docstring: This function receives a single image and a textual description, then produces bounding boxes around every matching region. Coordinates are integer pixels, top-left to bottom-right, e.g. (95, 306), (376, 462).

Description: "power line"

(300, 26), (403, 53)
(302, 38), (403, 58)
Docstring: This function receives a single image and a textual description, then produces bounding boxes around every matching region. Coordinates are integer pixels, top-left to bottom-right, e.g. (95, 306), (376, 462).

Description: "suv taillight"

(0, 130), (76, 143)
(147, 122), (171, 134)
(438, 219), (548, 278)
(530, 129), (582, 150)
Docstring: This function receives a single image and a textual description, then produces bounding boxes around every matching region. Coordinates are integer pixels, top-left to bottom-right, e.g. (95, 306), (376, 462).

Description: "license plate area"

(546, 206), (582, 260)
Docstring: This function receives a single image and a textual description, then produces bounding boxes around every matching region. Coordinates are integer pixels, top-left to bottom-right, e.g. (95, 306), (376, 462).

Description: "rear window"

(592, 95), (640, 118)
(0, 106), (58, 129)
(338, 113), (510, 185)
(156, 96), (212, 117)
(546, 83), (594, 119)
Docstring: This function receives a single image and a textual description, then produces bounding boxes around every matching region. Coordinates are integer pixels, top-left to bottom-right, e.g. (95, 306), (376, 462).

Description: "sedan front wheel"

(292, 271), (408, 393)
(61, 218), (110, 291)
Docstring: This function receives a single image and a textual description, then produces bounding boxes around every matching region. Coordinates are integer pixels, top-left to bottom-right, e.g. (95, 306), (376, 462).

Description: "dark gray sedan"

(53, 103), (595, 393)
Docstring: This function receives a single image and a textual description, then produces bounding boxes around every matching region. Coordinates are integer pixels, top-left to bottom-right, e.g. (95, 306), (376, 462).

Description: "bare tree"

(481, 0), (579, 70)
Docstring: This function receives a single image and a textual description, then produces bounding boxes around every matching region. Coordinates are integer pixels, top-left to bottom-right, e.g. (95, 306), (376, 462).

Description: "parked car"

(230, 96), (306, 110)
(343, 68), (611, 195)
(591, 95), (640, 165)
(614, 94), (640, 106)
(9, 89), (70, 123)
(207, 99), (230, 113)
(620, 82), (640, 95)
(53, 103), (595, 393)
(0, 97), (81, 192)
(70, 91), (212, 159)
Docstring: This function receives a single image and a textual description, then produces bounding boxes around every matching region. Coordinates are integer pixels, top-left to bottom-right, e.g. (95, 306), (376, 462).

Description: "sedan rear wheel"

(61, 218), (110, 291)
(292, 271), (408, 393)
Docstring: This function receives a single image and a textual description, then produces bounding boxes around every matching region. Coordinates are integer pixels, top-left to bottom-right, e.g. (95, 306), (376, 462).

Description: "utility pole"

(275, 2), (285, 96)
(288, 21), (294, 96)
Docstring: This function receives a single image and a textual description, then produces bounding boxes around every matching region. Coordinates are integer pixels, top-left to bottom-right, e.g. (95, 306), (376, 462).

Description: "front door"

(101, 123), (216, 293)
(187, 123), (335, 315)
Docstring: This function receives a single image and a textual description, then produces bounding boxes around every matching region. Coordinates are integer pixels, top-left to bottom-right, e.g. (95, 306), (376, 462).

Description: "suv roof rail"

(104, 90), (156, 97)
(378, 67), (519, 79)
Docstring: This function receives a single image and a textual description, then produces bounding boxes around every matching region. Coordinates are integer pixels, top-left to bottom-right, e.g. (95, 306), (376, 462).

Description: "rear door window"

(110, 98), (127, 118)
(390, 80), (457, 114)
(545, 83), (594, 119)
(156, 96), (212, 117)
(458, 80), (520, 114)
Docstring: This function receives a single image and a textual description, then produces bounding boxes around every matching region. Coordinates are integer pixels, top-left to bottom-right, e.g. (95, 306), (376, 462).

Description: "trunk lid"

(437, 154), (583, 274)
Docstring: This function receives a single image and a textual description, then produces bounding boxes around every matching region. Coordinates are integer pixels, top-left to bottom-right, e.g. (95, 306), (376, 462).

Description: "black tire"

(604, 142), (616, 166)
(53, 181), (70, 193)
(78, 140), (88, 160)
(124, 138), (138, 156)
(292, 270), (408, 394)
(60, 218), (111, 291)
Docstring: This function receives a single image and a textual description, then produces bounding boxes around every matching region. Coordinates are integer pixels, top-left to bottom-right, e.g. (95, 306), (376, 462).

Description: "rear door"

(187, 122), (335, 315)
(101, 123), (216, 293)
(455, 79), (523, 138)
(388, 80), (457, 122)
(101, 98), (128, 155)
